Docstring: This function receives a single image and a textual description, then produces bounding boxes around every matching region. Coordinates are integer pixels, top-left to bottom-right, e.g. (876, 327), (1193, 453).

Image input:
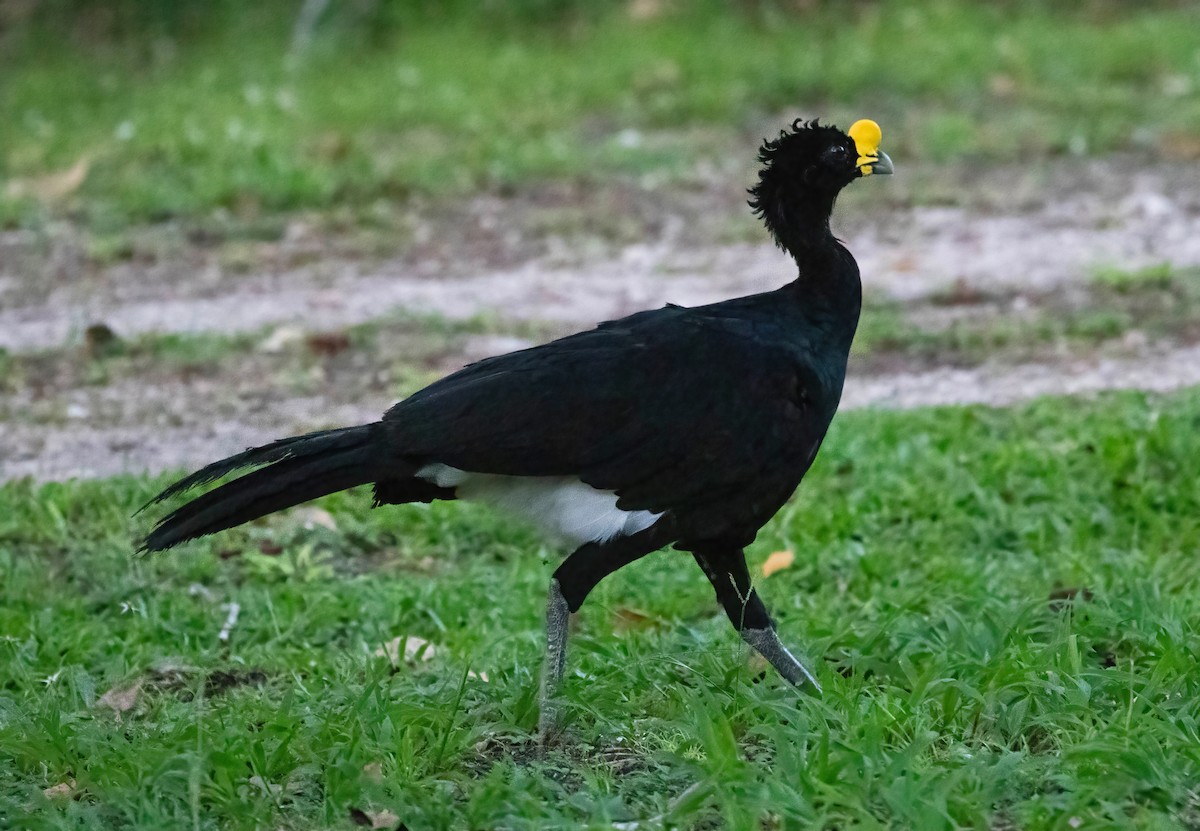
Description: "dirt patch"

(2, 158), (1197, 354)
(844, 342), (1200, 410)
(2, 158), (1199, 481)
(4, 339), (1196, 482)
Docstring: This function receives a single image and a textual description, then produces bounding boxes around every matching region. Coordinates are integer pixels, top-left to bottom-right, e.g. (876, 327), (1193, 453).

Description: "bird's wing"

(384, 305), (827, 518)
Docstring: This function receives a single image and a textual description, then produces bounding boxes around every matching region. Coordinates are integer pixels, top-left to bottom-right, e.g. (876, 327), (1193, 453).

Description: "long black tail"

(141, 423), (387, 552)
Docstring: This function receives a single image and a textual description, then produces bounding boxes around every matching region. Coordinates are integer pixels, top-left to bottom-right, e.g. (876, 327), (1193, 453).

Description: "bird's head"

(749, 118), (892, 253)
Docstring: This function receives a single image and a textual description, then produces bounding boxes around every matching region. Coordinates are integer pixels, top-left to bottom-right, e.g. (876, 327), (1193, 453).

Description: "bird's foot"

(536, 703), (567, 749)
(741, 626), (822, 693)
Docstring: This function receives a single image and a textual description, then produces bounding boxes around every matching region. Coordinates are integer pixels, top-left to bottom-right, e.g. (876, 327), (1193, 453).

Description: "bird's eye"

(824, 144), (849, 165)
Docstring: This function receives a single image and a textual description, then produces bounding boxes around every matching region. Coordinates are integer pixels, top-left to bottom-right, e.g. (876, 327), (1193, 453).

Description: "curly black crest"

(747, 117), (830, 217)
(750, 118), (820, 192)
(746, 117), (856, 254)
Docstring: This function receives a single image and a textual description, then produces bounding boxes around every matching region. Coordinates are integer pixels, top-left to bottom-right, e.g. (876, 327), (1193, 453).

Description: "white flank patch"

(416, 463), (662, 546)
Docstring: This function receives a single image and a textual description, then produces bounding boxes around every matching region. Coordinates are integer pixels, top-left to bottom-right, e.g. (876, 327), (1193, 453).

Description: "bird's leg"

(692, 548), (822, 693)
(538, 578), (571, 741)
(538, 529), (663, 744)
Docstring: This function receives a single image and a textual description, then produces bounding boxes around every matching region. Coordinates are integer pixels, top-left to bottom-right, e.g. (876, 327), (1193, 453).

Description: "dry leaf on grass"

(97, 679), (143, 716)
(294, 506), (338, 531)
(369, 809), (403, 829)
(350, 807), (404, 829)
(306, 331), (352, 357)
(42, 780), (76, 800)
(627, 0), (669, 21)
(258, 325), (305, 354)
(1159, 131), (1200, 161)
(374, 636), (487, 680)
(375, 635), (435, 664)
(761, 550), (795, 578)
(612, 607), (656, 631)
(5, 156), (91, 203)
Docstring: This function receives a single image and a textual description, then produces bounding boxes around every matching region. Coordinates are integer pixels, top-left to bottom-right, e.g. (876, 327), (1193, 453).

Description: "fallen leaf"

(368, 809), (403, 829)
(349, 807), (404, 829)
(258, 325), (305, 354)
(5, 156), (90, 203)
(627, 0), (669, 21)
(932, 276), (988, 307)
(313, 131), (351, 161)
(988, 73), (1018, 99)
(761, 550), (795, 578)
(294, 506), (338, 531)
(306, 331), (352, 357)
(42, 780), (76, 800)
(612, 607), (655, 631)
(1159, 131), (1200, 161)
(375, 635), (435, 664)
(362, 761), (384, 782)
(97, 679), (143, 715)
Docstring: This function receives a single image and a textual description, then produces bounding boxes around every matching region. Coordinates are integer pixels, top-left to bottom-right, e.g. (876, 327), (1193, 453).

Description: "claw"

(741, 626), (822, 694)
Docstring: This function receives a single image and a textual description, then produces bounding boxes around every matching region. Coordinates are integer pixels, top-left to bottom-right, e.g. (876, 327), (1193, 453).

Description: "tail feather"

(142, 423), (388, 551)
(140, 426), (379, 512)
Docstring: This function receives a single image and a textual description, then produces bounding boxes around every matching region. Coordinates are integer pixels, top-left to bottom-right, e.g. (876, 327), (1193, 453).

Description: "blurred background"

(1, 0), (1199, 479)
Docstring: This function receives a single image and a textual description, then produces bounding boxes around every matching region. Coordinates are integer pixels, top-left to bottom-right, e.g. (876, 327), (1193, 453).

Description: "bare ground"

(2, 157), (1199, 481)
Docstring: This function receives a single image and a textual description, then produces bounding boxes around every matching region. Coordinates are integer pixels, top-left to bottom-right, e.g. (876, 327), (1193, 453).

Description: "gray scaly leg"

(537, 529), (665, 743)
(741, 625), (821, 692)
(538, 578), (571, 743)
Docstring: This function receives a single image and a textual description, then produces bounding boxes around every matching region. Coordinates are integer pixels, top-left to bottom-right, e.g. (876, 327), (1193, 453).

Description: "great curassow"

(142, 118), (893, 739)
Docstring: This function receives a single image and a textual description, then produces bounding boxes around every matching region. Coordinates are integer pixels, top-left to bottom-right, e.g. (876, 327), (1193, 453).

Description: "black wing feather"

(383, 296), (836, 540)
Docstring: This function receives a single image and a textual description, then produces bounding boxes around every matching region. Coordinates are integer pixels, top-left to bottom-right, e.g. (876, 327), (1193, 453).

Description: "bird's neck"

(787, 247), (861, 336)
(756, 184), (862, 340)
(760, 186), (838, 262)
(776, 208), (863, 351)
(771, 194), (857, 288)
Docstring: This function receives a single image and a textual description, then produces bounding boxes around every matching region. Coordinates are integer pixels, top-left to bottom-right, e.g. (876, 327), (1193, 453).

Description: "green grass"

(1091, 263), (1178, 294)
(4, 388), (1200, 828)
(2, 1), (1199, 228)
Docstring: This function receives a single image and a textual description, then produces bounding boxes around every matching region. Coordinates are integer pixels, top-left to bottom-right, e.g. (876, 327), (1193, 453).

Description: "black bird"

(142, 118), (892, 738)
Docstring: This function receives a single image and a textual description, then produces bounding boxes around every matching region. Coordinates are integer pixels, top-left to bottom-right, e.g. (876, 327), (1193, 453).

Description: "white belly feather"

(416, 463), (662, 546)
